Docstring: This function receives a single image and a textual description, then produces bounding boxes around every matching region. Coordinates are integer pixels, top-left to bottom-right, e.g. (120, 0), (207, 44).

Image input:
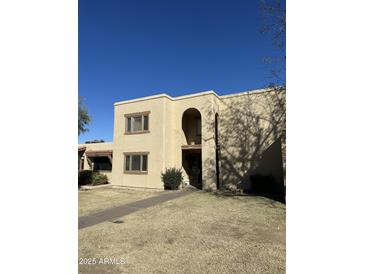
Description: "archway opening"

(181, 108), (202, 189)
(182, 108), (201, 145)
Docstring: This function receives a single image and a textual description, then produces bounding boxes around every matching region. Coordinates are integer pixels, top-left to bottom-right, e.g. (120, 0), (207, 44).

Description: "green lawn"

(79, 192), (285, 274)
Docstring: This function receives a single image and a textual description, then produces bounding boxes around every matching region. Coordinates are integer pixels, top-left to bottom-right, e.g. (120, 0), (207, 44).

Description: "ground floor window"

(92, 156), (112, 171)
(124, 153), (148, 173)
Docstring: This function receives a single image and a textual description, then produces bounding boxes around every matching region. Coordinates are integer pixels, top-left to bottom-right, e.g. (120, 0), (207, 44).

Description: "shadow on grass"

(210, 190), (286, 205)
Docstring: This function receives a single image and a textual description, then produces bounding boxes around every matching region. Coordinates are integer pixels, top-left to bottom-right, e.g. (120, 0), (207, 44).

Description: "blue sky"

(79, 0), (284, 143)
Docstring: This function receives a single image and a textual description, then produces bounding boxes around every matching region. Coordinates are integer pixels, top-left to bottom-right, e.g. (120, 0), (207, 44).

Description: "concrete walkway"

(79, 190), (191, 230)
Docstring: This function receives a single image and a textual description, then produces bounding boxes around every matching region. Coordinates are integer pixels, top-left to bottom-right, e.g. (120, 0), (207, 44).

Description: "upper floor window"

(125, 111), (150, 134)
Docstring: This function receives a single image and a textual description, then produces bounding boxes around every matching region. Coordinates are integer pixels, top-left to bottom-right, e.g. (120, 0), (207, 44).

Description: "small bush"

(78, 170), (108, 186)
(78, 170), (94, 186)
(161, 168), (183, 190)
(92, 173), (108, 186)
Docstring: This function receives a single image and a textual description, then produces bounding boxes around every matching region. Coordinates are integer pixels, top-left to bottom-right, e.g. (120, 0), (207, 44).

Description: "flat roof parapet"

(114, 87), (276, 106)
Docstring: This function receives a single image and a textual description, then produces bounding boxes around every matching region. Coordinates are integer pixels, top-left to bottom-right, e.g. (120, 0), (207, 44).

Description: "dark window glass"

(127, 117), (131, 132)
(143, 115), (149, 131)
(125, 155), (130, 171)
(93, 156), (112, 171)
(131, 155), (141, 170)
(142, 155), (148, 171)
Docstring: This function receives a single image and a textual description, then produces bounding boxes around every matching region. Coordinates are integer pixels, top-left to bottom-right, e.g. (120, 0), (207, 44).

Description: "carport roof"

(85, 150), (113, 157)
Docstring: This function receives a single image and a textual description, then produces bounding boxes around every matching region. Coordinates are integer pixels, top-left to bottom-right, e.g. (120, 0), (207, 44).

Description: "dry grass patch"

(78, 187), (162, 216)
(79, 192), (285, 274)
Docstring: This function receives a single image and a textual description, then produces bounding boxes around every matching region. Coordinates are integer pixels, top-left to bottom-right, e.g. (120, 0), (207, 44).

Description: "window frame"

(123, 152), (149, 174)
(124, 111), (150, 134)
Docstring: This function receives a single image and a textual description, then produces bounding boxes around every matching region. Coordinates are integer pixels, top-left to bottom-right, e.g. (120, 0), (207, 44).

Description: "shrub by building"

(78, 170), (108, 186)
(161, 168), (183, 190)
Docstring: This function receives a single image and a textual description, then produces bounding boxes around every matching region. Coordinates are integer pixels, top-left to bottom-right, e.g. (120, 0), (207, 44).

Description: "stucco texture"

(79, 88), (286, 197)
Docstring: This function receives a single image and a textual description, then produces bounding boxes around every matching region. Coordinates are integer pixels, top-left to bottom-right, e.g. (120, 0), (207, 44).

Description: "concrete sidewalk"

(79, 191), (191, 230)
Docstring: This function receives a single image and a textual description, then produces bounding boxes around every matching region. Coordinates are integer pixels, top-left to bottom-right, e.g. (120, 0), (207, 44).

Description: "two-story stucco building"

(79, 88), (286, 196)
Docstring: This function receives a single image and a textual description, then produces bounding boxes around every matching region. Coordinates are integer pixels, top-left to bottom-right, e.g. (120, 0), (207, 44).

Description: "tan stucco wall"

(168, 93), (219, 190)
(110, 92), (221, 190)
(78, 88), (285, 192)
(112, 97), (167, 188)
(218, 89), (286, 191)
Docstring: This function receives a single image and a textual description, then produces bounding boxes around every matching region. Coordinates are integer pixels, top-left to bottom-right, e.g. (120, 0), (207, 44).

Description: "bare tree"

(260, 0), (286, 87)
(260, 0), (286, 192)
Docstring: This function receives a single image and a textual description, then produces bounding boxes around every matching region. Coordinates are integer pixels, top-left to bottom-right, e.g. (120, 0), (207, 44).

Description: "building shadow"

(204, 87), (286, 203)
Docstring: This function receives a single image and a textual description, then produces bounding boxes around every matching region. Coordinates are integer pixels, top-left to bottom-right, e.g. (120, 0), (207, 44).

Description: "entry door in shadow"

(183, 152), (202, 189)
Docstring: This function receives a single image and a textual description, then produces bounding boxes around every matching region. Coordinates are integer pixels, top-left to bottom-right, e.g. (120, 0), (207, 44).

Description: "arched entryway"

(181, 108), (202, 189)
